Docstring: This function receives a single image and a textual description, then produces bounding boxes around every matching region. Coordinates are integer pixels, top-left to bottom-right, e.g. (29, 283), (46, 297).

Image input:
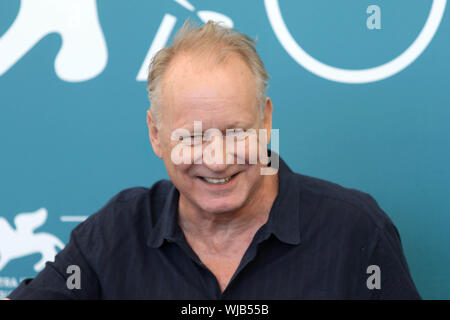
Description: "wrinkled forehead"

(160, 53), (260, 130)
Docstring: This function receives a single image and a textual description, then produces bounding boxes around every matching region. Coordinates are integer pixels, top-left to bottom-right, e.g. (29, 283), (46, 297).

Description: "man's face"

(147, 53), (272, 215)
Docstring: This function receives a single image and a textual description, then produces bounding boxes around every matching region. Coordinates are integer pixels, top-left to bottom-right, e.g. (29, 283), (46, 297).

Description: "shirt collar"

(263, 153), (301, 245)
(147, 152), (301, 248)
(147, 185), (182, 248)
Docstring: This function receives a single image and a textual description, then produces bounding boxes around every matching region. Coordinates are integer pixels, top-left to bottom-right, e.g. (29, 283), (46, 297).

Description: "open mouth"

(198, 172), (239, 185)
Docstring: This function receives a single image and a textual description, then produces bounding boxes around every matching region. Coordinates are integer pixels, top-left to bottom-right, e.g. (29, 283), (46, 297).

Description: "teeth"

(202, 176), (232, 184)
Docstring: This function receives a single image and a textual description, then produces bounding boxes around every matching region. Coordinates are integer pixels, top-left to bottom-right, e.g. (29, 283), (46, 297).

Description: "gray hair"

(147, 19), (269, 128)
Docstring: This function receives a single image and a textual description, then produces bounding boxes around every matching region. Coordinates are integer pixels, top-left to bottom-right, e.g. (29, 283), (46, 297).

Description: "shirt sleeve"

(7, 220), (101, 300)
(367, 220), (422, 300)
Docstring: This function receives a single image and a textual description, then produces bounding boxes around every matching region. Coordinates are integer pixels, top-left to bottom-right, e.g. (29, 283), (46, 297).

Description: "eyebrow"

(225, 120), (253, 129)
(179, 120), (254, 134)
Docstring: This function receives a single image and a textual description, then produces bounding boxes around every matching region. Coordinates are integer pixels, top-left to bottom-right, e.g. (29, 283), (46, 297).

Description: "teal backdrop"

(0, 0), (449, 299)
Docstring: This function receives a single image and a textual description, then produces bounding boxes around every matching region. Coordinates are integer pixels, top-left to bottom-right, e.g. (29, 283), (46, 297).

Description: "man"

(7, 20), (420, 299)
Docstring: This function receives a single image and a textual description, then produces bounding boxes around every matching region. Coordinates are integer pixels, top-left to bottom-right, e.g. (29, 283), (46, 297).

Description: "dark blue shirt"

(8, 156), (421, 299)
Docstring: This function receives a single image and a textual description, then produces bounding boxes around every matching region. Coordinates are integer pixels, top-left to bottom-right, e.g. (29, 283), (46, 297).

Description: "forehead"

(160, 53), (259, 129)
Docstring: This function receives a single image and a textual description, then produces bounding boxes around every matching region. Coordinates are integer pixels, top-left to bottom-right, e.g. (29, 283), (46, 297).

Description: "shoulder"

(292, 171), (395, 238)
(71, 180), (173, 247)
(289, 171), (419, 298)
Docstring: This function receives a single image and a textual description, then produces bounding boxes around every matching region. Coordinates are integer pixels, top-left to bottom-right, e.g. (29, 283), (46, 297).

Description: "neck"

(177, 173), (279, 248)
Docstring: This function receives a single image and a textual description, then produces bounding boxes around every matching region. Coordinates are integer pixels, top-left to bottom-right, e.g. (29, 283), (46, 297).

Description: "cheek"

(166, 161), (191, 176)
(247, 134), (260, 164)
(166, 140), (205, 166)
(233, 133), (262, 165)
(176, 163), (192, 175)
(162, 149), (192, 177)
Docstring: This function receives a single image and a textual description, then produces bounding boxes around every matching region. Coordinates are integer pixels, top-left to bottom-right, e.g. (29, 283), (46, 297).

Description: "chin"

(196, 195), (247, 215)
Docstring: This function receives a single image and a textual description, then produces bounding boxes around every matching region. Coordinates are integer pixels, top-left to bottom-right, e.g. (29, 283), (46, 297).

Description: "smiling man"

(7, 20), (420, 300)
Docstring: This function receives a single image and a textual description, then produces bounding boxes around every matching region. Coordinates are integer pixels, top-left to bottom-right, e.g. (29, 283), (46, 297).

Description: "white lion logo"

(0, 0), (108, 82)
(0, 208), (64, 272)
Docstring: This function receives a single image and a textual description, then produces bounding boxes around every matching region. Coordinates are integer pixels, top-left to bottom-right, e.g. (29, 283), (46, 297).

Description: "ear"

(262, 97), (273, 144)
(147, 109), (163, 158)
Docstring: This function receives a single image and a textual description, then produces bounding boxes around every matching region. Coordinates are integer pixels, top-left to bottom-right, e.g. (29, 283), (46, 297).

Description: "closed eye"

(179, 136), (203, 145)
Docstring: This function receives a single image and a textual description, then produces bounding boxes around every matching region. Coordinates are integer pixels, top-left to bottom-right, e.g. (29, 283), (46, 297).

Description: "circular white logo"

(264, 0), (447, 83)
